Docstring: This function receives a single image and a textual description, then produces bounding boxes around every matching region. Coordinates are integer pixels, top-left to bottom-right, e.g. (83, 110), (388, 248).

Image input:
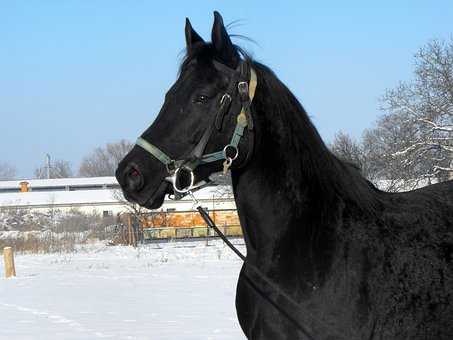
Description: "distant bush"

(0, 207), (121, 253)
(0, 230), (90, 253)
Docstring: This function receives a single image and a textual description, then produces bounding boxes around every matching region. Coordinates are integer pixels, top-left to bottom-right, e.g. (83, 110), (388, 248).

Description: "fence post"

(3, 247), (16, 278)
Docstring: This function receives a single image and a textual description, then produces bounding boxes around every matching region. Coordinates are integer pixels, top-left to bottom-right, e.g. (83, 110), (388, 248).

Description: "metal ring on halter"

(172, 166), (195, 194)
(223, 144), (239, 161)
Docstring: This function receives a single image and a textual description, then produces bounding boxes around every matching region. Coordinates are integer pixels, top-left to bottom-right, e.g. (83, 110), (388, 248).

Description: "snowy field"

(0, 240), (246, 340)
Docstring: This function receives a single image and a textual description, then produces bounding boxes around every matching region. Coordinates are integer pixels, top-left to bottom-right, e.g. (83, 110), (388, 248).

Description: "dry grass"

(0, 207), (120, 253)
(0, 231), (90, 254)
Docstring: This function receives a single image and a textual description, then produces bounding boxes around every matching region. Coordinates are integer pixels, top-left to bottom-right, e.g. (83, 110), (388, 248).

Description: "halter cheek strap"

(136, 62), (257, 196)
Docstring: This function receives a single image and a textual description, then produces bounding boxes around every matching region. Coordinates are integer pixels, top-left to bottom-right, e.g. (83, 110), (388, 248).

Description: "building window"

(166, 208), (176, 212)
(103, 210), (112, 218)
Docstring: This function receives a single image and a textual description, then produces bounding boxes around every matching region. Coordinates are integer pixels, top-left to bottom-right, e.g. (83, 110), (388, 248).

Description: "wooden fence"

(113, 210), (242, 245)
(143, 225), (243, 240)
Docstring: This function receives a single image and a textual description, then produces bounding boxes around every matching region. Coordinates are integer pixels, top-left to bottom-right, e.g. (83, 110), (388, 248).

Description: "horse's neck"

(231, 163), (294, 259)
(229, 69), (374, 285)
(231, 145), (340, 270)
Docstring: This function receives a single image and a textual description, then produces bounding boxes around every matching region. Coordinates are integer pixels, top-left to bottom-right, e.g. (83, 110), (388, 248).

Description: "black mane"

(180, 42), (380, 215)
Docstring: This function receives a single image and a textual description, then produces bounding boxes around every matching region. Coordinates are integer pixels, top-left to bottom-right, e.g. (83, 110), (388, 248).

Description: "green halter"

(136, 63), (257, 195)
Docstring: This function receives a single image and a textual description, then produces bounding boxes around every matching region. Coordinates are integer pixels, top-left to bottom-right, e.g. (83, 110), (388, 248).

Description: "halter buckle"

(238, 82), (249, 102)
(165, 161), (177, 174)
(220, 93), (231, 105)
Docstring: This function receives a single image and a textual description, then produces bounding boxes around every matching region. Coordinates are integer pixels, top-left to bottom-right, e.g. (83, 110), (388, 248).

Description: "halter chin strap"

(136, 61), (257, 197)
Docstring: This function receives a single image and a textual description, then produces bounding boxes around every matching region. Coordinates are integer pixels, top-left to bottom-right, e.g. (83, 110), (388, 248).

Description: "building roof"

(1, 189), (119, 208)
(0, 176), (118, 190)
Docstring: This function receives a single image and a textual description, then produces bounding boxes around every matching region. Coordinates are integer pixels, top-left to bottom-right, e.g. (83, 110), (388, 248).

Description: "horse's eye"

(193, 94), (209, 104)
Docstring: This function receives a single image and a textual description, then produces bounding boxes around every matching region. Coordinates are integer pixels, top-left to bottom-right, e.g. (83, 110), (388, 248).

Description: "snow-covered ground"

(0, 240), (246, 340)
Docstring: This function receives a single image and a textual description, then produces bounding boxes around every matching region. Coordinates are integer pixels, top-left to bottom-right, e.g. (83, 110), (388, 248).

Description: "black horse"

(116, 12), (453, 340)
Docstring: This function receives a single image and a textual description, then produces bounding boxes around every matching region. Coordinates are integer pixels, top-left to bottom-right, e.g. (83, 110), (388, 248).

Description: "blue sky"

(1, 1), (452, 178)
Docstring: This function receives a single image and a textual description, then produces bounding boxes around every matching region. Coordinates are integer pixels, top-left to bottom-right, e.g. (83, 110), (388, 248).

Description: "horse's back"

(405, 179), (453, 203)
(380, 179), (453, 229)
(369, 180), (453, 339)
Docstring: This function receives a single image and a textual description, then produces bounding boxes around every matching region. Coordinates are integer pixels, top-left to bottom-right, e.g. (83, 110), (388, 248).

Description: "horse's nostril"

(130, 169), (140, 177)
(124, 165), (144, 192)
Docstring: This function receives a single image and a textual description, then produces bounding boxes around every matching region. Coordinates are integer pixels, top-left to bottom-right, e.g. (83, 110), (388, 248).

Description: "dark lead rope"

(197, 205), (350, 340)
(196, 206), (246, 261)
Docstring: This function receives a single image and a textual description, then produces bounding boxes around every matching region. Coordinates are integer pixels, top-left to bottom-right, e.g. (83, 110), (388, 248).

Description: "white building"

(0, 177), (236, 216)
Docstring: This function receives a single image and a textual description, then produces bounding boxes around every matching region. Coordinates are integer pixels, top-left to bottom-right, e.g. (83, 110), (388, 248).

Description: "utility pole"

(46, 154), (51, 179)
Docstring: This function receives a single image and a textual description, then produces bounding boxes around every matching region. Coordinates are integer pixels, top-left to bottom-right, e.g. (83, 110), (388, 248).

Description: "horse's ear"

(185, 18), (204, 52)
(211, 11), (239, 68)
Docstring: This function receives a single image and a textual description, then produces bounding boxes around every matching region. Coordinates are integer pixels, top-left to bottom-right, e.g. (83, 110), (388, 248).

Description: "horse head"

(116, 12), (255, 209)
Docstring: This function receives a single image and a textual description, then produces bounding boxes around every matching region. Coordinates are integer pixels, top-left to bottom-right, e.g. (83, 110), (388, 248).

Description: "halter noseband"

(135, 61), (257, 197)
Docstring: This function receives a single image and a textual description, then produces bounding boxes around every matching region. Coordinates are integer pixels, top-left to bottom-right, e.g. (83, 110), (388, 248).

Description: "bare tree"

(330, 132), (362, 165)
(79, 140), (133, 177)
(112, 189), (153, 243)
(0, 162), (16, 180)
(379, 38), (453, 183)
(112, 189), (149, 220)
(328, 131), (379, 180)
(34, 159), (73, 179)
